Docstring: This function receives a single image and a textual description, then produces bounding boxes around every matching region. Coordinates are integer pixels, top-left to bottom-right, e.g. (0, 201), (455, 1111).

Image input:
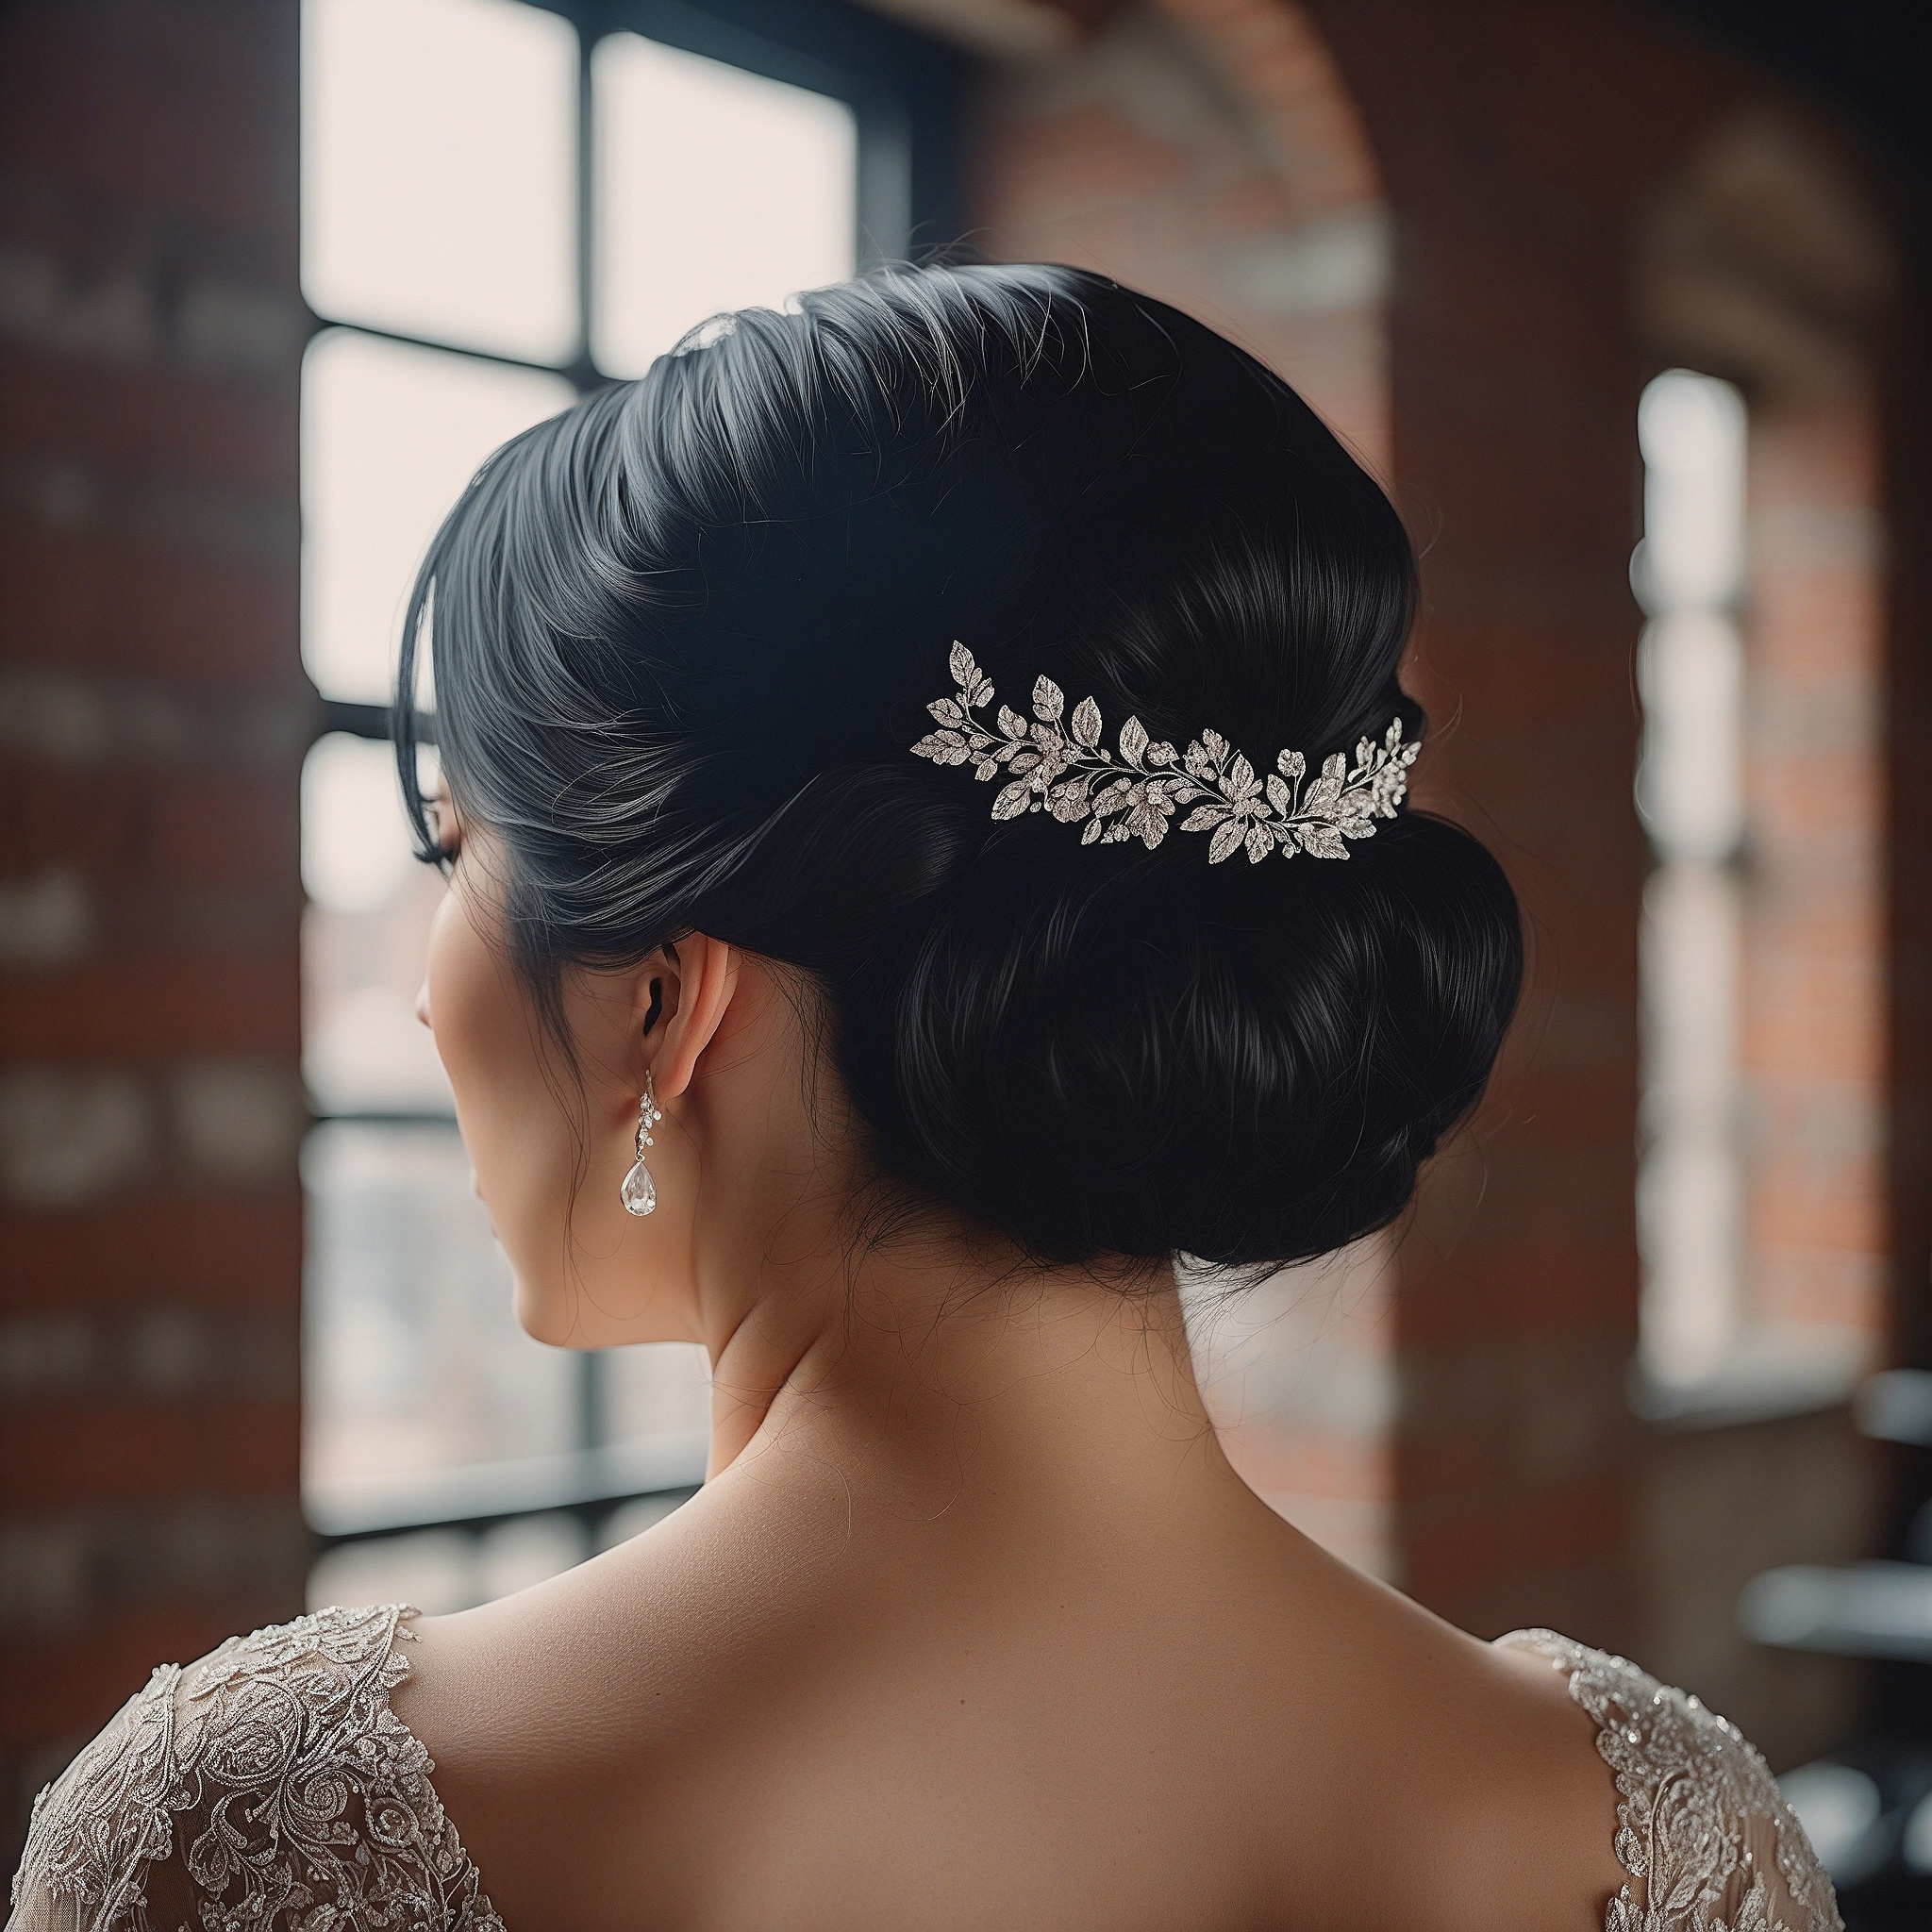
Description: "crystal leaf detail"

(908, 641), (1420, 862)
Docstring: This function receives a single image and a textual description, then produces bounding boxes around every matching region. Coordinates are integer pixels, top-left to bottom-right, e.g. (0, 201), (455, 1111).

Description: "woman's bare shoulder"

(387, 1502), (859, 1932)
(391, 1486), (824, 1768)
(377, 1506), (1840, 1932)
(1250, 1557), (1630, 1932)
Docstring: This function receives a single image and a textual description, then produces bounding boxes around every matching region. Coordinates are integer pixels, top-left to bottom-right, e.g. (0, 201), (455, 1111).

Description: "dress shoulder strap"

(1496, 1628), (1841, 1932)
(8, 1603), (503, 1932)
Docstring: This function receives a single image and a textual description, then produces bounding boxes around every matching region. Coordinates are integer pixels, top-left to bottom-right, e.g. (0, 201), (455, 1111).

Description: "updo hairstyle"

(398, 264), (1521, 1273)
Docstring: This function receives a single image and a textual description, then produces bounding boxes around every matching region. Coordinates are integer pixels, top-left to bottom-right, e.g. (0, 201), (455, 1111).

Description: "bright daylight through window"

(298, 0), (858, 1607)
(1634, 369), (1748, 1392)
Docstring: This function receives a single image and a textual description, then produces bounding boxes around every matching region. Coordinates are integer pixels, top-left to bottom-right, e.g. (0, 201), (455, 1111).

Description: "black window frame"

(302, 0), (967, 1564)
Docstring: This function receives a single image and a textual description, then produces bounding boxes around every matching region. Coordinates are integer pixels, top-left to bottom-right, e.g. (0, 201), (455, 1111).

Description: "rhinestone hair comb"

(910, 642), (1419, 863)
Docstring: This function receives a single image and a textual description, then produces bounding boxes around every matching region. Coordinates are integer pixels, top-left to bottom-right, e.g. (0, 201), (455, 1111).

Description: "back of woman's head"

(401, 262), (1521, 1273)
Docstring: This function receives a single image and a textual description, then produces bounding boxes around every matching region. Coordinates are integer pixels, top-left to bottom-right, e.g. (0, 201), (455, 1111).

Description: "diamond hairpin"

(910, 642), (1420, 863)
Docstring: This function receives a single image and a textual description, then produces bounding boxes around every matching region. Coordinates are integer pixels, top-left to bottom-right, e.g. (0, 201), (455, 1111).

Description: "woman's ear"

(638, 934), (740, 1103)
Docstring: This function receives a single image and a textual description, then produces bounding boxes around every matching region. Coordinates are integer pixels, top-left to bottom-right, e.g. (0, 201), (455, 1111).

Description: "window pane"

(302, 0), (578, 360)
(591, 34), (857, 377)
(303, 1120), (580, 1524)
(302, 731), (450, 1117)
(303, 329), (574, 704)
(308, 1515), (597, 1616)
(1634, 369), (1749, 1389)
(1638, 860), (1743, 1380)
(303, 732), (416, 919)
(604, 1341), (712, 1447)
(1638, 369), (1747, 615)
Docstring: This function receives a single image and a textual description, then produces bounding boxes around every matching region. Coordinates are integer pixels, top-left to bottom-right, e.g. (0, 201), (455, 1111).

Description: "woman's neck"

(694, 1214), (1225, 1514)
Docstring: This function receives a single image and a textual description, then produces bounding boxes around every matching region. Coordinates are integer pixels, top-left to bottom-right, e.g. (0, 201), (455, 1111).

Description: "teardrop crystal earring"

(620, 1073), (663, 1217)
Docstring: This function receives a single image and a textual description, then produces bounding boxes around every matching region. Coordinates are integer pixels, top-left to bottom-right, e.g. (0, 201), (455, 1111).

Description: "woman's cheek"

(425, 875), (574, 1319)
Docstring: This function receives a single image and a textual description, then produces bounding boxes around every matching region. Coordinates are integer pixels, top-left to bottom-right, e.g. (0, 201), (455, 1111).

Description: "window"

(1634, 369), (1748, 1391)
(298, 0), (957, 1607)
(1633, 357), (1891, 1419)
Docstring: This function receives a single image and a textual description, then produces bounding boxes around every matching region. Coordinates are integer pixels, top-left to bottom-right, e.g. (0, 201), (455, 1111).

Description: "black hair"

(397, 263), (1521, 1273)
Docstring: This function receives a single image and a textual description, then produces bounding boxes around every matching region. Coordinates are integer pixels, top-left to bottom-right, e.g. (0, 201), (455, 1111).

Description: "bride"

(10, 265), (1836, 1932)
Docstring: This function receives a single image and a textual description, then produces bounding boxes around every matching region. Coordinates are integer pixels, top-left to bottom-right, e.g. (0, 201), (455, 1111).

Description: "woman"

(10, 266), (1837, 1932)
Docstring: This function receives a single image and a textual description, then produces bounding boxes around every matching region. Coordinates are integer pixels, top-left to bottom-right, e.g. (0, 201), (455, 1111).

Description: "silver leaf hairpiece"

(910, 641), (1421, 863)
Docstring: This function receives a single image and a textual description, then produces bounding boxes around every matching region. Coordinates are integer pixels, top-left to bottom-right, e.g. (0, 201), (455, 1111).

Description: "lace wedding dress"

(8, 1603), (1841, 1932)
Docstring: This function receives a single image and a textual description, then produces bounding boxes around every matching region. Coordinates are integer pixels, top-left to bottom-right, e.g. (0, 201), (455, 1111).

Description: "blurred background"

(1, 0), (1929, 1917)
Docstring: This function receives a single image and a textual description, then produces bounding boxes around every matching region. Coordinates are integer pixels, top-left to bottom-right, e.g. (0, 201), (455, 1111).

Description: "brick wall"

(1887, 204), (1932, 1407)
(969, 0), (1388, 458)
(968, 0), (1921, 1756)
(1744, 394), (1887, 1350)
(0, 0), (307, 1861)
(1282, 0), (1752, 1652)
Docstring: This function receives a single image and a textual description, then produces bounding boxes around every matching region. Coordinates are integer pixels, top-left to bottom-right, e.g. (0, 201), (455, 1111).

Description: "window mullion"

(315, 313), (579, 384)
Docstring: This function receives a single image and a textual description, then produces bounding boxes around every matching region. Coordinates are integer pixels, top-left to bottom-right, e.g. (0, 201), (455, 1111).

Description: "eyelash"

(413, 797), (458, 876)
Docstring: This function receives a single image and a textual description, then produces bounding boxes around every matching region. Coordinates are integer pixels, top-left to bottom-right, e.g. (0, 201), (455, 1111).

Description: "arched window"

(1630, 106), (1893, 1431)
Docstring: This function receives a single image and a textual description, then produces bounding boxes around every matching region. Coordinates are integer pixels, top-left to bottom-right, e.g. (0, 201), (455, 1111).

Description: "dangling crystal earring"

(620, 1073), (663, 1217)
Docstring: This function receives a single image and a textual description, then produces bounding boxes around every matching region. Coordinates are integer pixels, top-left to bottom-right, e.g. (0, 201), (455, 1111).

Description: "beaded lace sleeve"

(7, 1603), (502, 1932)
(1497, 1629), (1841, 1932)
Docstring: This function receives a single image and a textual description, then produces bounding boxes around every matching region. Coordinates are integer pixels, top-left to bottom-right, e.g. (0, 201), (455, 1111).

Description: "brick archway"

(970, 0), (1390, 469)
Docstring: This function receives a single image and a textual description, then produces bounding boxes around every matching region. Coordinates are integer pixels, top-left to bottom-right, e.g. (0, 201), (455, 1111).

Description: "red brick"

(150, 775), (298, 887)
(0, 349), (297, 491)
(0, 954), (297, 1059)
(1289, 0), (1743, 1646)
(0, 1397), (300, 1510)
(0, 1), (297, 246)
(0, 769), (296, 886)
(0, 1192), (303, 1314)
(0, 527), (297, 681)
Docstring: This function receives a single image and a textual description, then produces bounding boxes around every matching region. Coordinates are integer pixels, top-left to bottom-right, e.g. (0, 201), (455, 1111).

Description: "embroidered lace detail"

(8, 1603), (502, 1932)
(1499, 1629), (1841, 1932)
